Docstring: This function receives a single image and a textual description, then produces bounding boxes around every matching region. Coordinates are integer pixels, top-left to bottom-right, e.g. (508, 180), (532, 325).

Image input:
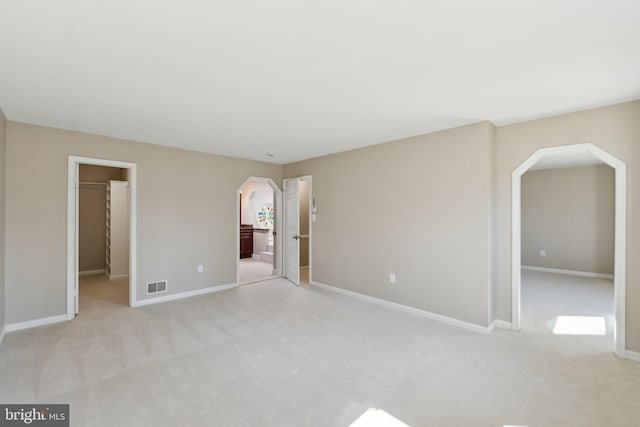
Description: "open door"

(284, 178), (300, 285)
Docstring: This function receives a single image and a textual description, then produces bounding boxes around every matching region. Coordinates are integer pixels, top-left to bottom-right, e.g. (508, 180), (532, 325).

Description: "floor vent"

(147, 280), (168, 294)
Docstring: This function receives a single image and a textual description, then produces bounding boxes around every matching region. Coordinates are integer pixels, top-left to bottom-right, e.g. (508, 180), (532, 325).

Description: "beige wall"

(495, 101), (640, 350)
(80, 164), (126, 182)
(488, 124), (497, 324)
(2, 100), (638, 351)
(522, 165), (614, 275)
(5, 122), (282, 323)
(0, 109), (6, 331)
(299, 178), (309, 267)
(79, 165), (126, 272)
(284, 122), (496, 326)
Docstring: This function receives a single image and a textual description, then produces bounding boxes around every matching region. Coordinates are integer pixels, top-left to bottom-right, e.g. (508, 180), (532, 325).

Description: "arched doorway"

(511, 143), (626, 357)
(236, 177), (283, 284)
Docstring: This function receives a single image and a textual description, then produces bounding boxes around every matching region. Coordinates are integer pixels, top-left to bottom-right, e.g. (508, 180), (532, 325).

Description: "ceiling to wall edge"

(2, 100), (636, 166)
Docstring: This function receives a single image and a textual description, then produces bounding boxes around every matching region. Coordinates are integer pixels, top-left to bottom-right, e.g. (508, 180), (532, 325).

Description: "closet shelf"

(105, 180), (129, 279)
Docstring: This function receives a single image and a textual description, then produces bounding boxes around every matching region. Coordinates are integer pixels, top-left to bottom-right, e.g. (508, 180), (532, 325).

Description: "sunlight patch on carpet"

(349, 408), (410, 427)
(552, 315), (606, 335)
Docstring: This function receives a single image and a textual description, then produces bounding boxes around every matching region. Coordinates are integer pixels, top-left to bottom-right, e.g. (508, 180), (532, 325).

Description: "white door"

(284, 178), (300, 285)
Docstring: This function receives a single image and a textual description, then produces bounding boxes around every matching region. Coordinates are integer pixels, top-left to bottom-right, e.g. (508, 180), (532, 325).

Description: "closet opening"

(67, 156), (137, 318)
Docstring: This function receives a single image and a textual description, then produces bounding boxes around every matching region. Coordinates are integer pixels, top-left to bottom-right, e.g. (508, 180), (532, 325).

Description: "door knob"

(292, 235), (299, 240)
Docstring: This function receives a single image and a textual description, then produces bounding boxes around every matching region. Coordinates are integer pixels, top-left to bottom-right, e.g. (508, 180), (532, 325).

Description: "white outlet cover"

(540, 250), (546, 256)
(197, 265), (204, 273)
(389, 273), (396, 283)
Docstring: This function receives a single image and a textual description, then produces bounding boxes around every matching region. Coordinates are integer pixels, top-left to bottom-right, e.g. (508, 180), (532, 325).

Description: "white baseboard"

(5, 314), (69, 333)
(108, 274), (129, 280)
(79, 268), (106, 276)
(310, 281), (492, 335)
(0, 326), (6, 347)
(626, 350), (640, 362)
(489, 319), (513, 332)
(132, 283), (236, 307)
(522, 265), (613, 280)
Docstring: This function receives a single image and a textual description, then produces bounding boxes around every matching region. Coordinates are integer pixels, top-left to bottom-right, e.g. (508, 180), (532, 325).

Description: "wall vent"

(147, 280), (168, 294)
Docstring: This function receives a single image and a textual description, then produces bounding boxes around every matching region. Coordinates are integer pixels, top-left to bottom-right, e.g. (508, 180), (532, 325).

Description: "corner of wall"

(488, 121), (497, 325)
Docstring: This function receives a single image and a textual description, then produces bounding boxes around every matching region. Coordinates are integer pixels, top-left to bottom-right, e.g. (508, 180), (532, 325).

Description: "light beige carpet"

(0, 271), (639, 426)
(238, 258), (278, 284)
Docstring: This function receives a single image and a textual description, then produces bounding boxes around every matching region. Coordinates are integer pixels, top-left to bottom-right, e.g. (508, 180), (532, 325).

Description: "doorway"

(67, 156), (137, 319)
(78, 164), (130, 311)
(283, 176), (312, 286)
(520, 163), (615, 353)
(236, 177), (283, 284)
(511, 143), (626, 357)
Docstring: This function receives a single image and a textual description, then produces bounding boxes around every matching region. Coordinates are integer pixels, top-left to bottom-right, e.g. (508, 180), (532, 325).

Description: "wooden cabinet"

(106, 180), (129, 279)
(240, 226), (253, 258)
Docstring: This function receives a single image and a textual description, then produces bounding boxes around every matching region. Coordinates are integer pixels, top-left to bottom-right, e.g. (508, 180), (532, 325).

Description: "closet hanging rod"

(79, 181), (107, 186)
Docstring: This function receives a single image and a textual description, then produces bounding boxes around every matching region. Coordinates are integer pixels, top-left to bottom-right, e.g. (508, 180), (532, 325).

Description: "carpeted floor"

(239, 258), (278, 284)
(0, 270), (638, 426)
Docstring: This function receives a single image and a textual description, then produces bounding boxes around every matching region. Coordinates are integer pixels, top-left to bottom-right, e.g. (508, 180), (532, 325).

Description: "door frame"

(67, 156), (137, 318)
(283, 175), (313, 285)
(236, 177), (283, 284)
(511, 143), (626, 357)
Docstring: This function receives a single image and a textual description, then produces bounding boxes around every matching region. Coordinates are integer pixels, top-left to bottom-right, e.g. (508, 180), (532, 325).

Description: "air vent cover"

(147, 280), (168, 294)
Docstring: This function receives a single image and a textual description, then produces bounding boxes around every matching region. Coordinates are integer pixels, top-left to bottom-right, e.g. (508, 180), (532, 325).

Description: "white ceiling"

(1, 1), (638, 164)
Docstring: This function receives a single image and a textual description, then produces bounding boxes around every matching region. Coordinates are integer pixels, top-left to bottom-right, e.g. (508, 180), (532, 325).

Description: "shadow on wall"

(521, 164), (614, 276)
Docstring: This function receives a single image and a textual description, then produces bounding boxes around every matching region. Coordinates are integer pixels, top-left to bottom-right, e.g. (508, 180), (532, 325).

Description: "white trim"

(522, 265), (614, 280)
(489, 319), (513, 332)
(108, 274), (129, 280)
(511, 143), (626, 357)
(236, 177), (283, 286)
(0, 326), (6, 347)
(238, 276), (281, 286)
(310, 281), (492, 335)
(5, 314), (68, 332)
(68, 156), (137, 318)
(132, 283), (236, 307)
(67, 159), (76, 319)
(626, 350), (640, 362)
(79, 269), (106, 276)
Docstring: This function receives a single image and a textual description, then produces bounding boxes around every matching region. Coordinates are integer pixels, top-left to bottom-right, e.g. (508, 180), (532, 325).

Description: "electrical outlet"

(540, 249), (546, 257)
(197, 265), (204, 273)
(389, 273), (396, 284)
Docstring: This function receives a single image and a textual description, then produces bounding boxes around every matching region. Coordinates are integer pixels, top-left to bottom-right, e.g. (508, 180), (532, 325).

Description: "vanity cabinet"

(240, 226), (253, 258)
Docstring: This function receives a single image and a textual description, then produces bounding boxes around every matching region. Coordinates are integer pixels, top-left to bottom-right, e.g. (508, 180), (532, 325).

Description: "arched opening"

(511, 143), (626, 357)
(236, 177), (283, 285)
